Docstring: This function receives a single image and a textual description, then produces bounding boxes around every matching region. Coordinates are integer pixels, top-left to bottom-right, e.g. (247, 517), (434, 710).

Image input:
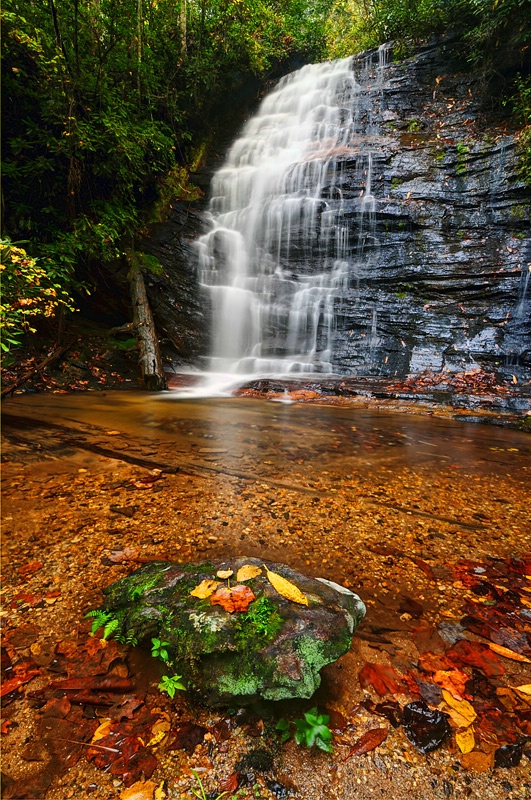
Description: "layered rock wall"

(145, 39), (530, 380)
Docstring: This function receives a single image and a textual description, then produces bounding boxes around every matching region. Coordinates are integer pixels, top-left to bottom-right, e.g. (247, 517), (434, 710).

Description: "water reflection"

(5, 392), (529, 484)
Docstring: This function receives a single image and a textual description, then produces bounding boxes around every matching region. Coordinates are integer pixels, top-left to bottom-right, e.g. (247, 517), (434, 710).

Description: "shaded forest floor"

(1, 396), (531, 800)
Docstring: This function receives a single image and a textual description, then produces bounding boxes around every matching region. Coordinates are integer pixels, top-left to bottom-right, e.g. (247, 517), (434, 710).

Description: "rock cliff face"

(145, 38), (530, 381)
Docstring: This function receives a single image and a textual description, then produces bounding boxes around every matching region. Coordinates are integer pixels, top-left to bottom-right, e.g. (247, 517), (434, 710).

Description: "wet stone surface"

(98, 558), (366, 704)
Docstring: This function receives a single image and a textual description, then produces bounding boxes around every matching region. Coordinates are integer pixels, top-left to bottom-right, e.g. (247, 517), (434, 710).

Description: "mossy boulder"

(98, 557), (366, 704)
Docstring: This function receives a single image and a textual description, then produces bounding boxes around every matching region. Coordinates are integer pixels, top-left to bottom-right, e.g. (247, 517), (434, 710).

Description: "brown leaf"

(218, 772), (240, 794)
(108, 547), (139, 564)
(209, 585), (256, 613)
(359, 662), (402, 696)
(167, 721), (207, 754)
(410, 557), (436, 581)
(460, 750), (494, 772)
(343, 727), (388, 759)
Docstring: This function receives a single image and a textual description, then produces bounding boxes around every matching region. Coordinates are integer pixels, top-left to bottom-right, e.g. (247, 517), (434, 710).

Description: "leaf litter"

(1, 401), (531, 799)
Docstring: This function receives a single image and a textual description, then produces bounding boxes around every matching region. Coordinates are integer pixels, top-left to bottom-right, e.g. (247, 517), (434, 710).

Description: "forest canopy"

(1, 0), (530, 353)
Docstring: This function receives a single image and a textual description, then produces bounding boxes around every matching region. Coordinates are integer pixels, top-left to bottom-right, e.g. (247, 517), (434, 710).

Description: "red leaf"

(410, 557), (436, 581)
(18, 561), (43, 578)
(344, 727), (388, 759)
(49, 675), (133, 692)
(359, 662), (402, 696)
(1, 719), (13, 734)
(218, 772), (240, 793)
(447, 640), (505, 677)
(0, 662), (41, 697)
(209, 584), (256, 613)
(168, 721), (207, 754)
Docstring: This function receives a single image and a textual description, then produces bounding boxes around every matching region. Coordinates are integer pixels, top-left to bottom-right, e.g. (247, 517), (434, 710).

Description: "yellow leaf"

(488, 642), (531, 663)
(147, 729), (167, 748)
(456, 727), (475, 754)
(91, 718), (112, 743)
(190, 579), (220, 599)
(216, 569), (234, 579)
(263, 565), (308, 606)
(442, 689), (477, 727)
(515, 684), (531, 695)
(154, 781), (167, 800)
(236, 564), (262, 582)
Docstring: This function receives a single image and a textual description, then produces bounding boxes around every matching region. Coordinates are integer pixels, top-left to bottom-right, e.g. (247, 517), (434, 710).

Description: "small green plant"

(456, 141), (468, 176)
(276, 707), (333, 753)
(158, 673), (186, 699)
(406, 118), (422, 133)
(151, 637), (171, 663)
(85, 609), (119, 640)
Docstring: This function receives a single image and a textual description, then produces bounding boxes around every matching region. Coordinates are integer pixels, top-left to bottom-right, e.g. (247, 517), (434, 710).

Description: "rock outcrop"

(98, 558), (366, 704)
(144, 38), (530, 383)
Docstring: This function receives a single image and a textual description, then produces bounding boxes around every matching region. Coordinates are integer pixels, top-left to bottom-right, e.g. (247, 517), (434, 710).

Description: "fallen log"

(1, 344), (70, 399)
(127, 251), (167, 391)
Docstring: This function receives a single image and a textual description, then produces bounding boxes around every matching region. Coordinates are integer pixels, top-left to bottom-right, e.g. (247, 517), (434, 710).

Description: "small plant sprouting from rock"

(86, 609), (119, 640)
(151, 637), (186, 698)
(276, 708), (333, 753)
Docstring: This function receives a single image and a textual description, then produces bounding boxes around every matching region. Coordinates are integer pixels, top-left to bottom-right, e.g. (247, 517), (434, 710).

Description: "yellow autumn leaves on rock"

(188, 563), (309, 607)
(263, 565), (308, 606)
(236, 564), (262, 582)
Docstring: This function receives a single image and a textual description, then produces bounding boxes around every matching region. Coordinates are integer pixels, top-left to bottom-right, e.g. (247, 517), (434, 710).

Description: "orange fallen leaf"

(263, 566), (308, 606)
(460, 750), (494, 772)
(190, 580), (220, 599)
(209, 584), (255, 613)
(488, 643), (531, 663)
(432, 669), (468, 699)
(92, 718), (112, 743)
(120, 780), (158, 800)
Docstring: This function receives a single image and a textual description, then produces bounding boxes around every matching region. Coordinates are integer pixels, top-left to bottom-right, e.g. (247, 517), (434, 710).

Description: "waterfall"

(193, 52), (387, 392)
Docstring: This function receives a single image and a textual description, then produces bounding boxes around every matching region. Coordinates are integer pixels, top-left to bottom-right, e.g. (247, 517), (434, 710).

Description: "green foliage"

(187, 769), (229, 800)
(276, 707), (333, 752)
(85, 609), (120, 640)
(158, 673), (186, 699)
(2, 0), (333, 346)
(234, 596), (283, 650)
(512, 74), (531, 187)
(0, 238), (77, 351)
(151, 637), (171, 663)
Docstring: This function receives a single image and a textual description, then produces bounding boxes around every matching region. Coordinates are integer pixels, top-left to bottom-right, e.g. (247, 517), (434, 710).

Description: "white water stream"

(187, 50), (388, 395)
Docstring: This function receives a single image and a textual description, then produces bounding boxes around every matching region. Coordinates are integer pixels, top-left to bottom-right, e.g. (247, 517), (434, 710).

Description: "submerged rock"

(99, 557), (365, 704)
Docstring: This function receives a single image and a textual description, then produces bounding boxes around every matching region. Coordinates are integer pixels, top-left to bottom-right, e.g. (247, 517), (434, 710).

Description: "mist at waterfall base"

(178, 52), (387, 397)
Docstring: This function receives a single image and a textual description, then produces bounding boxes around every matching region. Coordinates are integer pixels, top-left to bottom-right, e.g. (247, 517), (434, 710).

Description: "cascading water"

(193, 50), (388, 393)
